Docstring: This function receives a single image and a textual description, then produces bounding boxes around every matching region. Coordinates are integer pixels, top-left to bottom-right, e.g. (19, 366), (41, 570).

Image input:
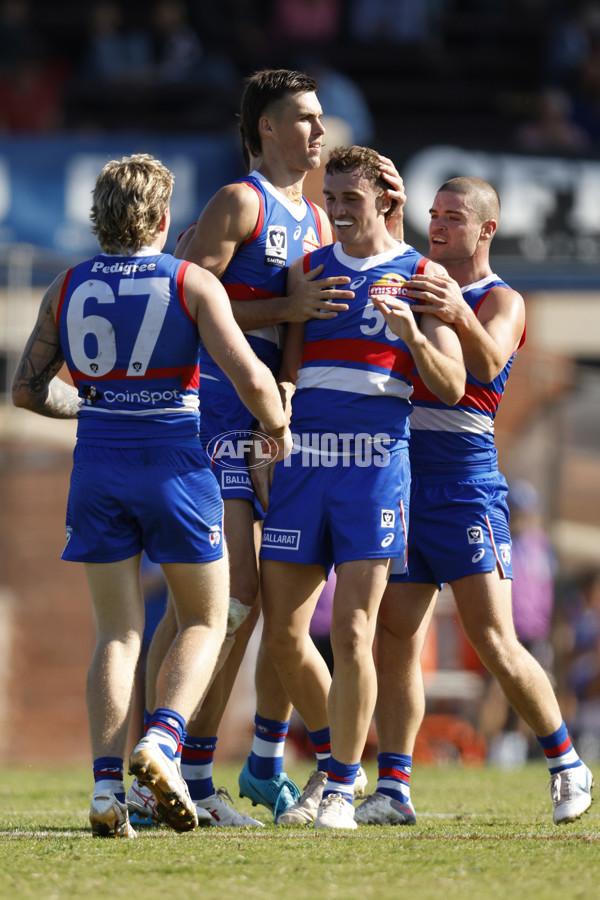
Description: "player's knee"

(473, 629), (518, 675)
(229, 569), (259, 607)
(331, 617), (373, 663)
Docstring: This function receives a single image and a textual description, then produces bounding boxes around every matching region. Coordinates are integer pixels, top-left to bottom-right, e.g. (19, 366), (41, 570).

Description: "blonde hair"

(90, 153), (174, 254)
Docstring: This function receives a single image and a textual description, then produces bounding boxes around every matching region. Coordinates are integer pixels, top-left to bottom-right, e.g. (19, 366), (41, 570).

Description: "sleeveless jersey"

(292, 240), (428, 449)
(199, 170), (323, 389)
(409, 273), (525, 473)
(57, 249), (200, 443)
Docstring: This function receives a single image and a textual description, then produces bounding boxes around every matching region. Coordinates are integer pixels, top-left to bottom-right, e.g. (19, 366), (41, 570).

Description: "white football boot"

(551, 763), (593, 824)
(314, 793), (358, 830)
(195, 787), (264, 827)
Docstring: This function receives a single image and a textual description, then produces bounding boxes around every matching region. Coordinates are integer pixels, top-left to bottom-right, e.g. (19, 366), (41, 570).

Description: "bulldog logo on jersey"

(302, 226), (320, 253)
(368, 273), (408, 301)
(209, 527), (222, 548)
(499, 543), (511, 566)
(265, 225), (287, 267)
(81, 384), (102, 405)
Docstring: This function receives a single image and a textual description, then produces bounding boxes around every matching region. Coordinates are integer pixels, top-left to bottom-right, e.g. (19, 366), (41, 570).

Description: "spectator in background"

(149, 0), (239, 96)
(347, 0), (442, 47)
(0, 0), (35, 73)
(0, 0), (69, 133)
(514, 87), (591, 152)
(0, 46), (67, 132)
(296, 54), (375, 145)
(508, 479), (558, 666)
(79, 2), (152, 85)
(479, 479), (559, 766)
(559, 570), (600, 762)
(544, 1), (600, 89)
(149, 0), (204, 83)
(268, 0), (343, 48)
(191, 0), (270, 74)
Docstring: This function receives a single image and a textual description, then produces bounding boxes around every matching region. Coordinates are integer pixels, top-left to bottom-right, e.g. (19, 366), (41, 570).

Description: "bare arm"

(277, 321), (306, 421)
(184, 263), (292, 458)
(12, 274), (81, 418)
(404, 272), (525, 382)
(249, 320), (305, 510)
(177, 182), (351, 329)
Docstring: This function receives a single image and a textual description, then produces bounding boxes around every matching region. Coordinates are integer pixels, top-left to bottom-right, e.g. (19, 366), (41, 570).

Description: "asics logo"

(349, 276), (367, 290)
(381, 533), (395, 548)
(471, 548), (486, 563)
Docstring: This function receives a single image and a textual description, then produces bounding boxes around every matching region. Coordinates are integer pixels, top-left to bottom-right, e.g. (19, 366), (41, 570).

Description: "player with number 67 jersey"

(57, 251), (201, 440)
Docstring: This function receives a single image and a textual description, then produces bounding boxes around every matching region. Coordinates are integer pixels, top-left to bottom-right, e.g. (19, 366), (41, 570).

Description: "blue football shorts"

(260, 446), (410, 570)
(389, 469), (513, 587)
(62, 439), (224, 564)
(200, 378), (263, 513)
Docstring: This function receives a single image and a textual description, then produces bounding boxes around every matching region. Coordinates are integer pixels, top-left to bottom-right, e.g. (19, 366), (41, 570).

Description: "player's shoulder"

(210, 178), (261, 212)
(421, 257), (446, 277)
(483, 280), (525, 309)
(196, 179), (261, 243)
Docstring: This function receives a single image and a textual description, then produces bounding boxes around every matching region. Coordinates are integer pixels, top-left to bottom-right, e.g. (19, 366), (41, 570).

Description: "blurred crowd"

(1, 0), (600, 150)
(477, 479), (600, 766)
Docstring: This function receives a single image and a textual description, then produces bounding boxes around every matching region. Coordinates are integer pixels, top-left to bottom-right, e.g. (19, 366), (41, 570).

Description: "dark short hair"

(239, 68), (318, 161)
(437, 176), (501, 222)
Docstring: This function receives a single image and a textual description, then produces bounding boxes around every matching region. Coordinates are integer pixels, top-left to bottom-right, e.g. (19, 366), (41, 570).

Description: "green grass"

(0, 761), (598, 900)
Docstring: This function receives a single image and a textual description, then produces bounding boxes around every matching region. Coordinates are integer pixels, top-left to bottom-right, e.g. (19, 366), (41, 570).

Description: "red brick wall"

(0, 440), (93, 764)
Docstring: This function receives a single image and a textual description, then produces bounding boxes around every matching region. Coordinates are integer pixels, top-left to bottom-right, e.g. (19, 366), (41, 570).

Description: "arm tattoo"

(12, 293), (81, 418)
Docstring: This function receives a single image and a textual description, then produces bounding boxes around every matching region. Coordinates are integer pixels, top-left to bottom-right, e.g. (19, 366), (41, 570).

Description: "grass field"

(1, 760), (598, 900)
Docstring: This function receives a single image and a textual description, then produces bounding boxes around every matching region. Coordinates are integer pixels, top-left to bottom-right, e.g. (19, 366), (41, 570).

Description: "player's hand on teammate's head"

(377, 154), (406, 210)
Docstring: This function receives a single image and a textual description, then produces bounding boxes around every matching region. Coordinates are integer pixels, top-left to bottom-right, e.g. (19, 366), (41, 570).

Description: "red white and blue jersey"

(291, 240), (428, 449)
(409, 274), (525, 473)
(57, 249), (200, 443)
(200, 170), (323, 388)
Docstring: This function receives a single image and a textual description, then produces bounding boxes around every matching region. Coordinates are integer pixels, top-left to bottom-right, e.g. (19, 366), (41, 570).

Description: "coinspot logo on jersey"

(206, 430), (393, 469)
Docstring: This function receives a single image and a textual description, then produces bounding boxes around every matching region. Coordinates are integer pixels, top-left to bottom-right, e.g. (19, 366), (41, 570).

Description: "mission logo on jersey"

(368, 273), (408, 300)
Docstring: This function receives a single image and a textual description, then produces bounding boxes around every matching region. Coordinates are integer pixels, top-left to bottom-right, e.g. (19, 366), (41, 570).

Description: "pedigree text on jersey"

(90, 261), (158, 275)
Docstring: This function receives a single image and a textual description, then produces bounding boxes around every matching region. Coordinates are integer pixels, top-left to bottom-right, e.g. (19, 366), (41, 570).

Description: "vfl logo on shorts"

(381, 509), (395, 527)
(209, 528), (221, 548)
(467, 526), (484, 545)
(262, 528), (301, 550)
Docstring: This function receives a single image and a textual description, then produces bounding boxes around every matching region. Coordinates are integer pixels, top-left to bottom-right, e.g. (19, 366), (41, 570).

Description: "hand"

(248, 427), (293, 511)
(254, 426), (293, 464)
(371, 293), (421, 344)
(249, 459), (272, 512)
(286, 263), (353, 322)
(404, 274), (469, 325)
(378, 154), (406, 236)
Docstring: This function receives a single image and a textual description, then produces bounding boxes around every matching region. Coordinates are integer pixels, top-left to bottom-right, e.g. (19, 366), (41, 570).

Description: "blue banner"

(0, 134), (243, 257)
